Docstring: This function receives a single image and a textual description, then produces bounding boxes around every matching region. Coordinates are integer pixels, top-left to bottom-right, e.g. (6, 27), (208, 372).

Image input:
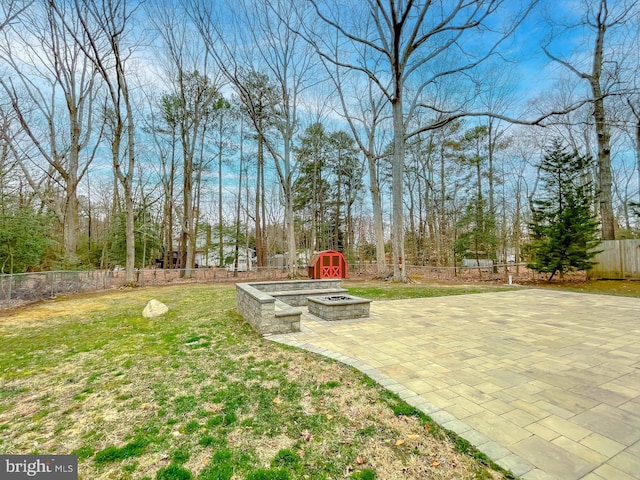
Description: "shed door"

(321, 254), (341, 278)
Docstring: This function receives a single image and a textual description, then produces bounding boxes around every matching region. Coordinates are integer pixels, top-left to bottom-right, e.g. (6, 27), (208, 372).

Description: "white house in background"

(195, 247), (255, 271)
(195, 234), (256, 271)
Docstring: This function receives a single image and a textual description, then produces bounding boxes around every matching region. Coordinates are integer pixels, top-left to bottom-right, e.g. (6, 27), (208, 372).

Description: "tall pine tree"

(528, 141), (601, 280)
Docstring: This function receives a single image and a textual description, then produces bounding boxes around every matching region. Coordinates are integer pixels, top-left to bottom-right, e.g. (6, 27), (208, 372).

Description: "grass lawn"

(343, 281), (517, 300)
(346, 277), (640, 300)
(532, 278), (640, 297)
(0, 284), (511, 480)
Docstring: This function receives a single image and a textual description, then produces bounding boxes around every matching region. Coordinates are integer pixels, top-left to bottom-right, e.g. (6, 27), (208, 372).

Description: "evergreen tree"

(454, 197), (498, 269)
(0, 206), (51, 274)
(327, 130), (363, 254)
(453, 125), (500, 269)
(293, 123), (331, 251)
(527, 141), (601, 280)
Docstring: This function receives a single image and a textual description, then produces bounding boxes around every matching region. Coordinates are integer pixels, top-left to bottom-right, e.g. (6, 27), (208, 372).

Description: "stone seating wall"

(236, 279), (347, 335)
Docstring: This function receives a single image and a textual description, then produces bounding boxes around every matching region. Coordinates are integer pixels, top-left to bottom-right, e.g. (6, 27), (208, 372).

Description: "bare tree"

(235, 70), (280, 269)
(0, 0), (101, 262)
(142, 89), (179, 269)
(189, 0), (317, 277)
(543, 0), (640, 239)
(622, 45), (640, 209)
(0, 0), (31, 33)
(628, 99), (640, 205)
(307, 0), (536, 281)
(326, 60), (391, 276)
(149, 5), (223, 275)
(503, 129), (541, 272)
(60, 0), (140, 282)
(0, 105), (20, 211)
(612, 152), (637, 230)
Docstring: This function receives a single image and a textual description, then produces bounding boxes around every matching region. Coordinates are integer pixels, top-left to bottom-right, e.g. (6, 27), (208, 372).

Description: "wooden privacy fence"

(589, 240), (640, 280)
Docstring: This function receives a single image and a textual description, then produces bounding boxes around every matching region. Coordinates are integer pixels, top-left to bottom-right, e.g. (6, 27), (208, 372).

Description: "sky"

(3, 0), (639, 218)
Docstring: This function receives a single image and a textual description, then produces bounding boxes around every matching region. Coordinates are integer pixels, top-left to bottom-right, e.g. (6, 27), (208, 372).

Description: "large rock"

(143, 299), (168, 318)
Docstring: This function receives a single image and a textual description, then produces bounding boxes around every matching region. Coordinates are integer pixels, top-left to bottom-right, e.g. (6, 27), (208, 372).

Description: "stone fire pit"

(307, 294), (372, 321)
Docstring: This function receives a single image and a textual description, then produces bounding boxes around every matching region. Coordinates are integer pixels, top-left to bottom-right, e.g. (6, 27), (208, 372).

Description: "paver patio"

(270, 289), (640, 480)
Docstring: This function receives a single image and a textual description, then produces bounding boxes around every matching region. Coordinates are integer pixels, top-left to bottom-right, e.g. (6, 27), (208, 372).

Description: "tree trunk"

(234, 151), (243, 277)
(189, 145), (204, 273)
(636, 112), (640, 203)
(591, 81), (615, 239)
(285, 185), (297, 277)
(124, 186), (136, 281)
(367, 152), (387, 276)
(63, 191), (79, 257)
(162, 143), (175, 269)
(123, 79), (136, 283)
(255, 132), (266, 267)
(487, 118), (495, 216)
(335, 160), (342, 251)
(261, 146), (267, 265)
(407, 177), (416, 263)
(590, 2), (615, 240)
(515, 193), (521, 275)
(182, 140), (193, 277)
(391, 96), (406, 282)
(439, 143), (447, 265)
(63, 104), (81, 259)
(216, 115), (226, 269)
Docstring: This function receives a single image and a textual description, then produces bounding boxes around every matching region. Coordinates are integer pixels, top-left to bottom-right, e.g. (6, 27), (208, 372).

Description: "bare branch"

(0, 0), (32, 33)
(308, 0), (388, 57)
(409, 98), (601, 138)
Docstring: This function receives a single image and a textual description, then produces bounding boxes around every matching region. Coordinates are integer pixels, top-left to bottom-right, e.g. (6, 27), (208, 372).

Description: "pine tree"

(0, 206), (51, 274)
(527, 141), (601, 280)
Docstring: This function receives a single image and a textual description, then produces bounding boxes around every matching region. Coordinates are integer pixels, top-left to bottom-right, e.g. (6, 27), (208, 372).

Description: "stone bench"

(249, 279), (344, 293)
(270, 288), (348, 306)
(236, 282), (302, 335)
(236, 280), (348, 335)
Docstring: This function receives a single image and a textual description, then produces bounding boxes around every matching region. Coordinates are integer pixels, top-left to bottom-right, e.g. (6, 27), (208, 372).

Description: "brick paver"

(269, 289), (640, 480)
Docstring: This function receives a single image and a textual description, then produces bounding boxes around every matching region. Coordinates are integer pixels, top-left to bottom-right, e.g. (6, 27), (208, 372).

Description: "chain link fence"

(0, 267), (291, 309)
(0, 263), (541, 310)
(405, 263), (535, 282)
(350, 262), (535, 282)
(0, 270), (113, 308)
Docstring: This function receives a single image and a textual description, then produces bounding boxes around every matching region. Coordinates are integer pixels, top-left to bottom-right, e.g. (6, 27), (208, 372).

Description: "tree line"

(1, 0), (639, 281)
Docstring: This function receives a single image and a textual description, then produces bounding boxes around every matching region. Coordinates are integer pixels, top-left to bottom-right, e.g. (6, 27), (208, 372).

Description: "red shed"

(308, 250), (348, 279)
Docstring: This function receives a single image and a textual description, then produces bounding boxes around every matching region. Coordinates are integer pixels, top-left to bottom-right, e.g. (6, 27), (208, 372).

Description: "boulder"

(143, 299), (168, 318)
